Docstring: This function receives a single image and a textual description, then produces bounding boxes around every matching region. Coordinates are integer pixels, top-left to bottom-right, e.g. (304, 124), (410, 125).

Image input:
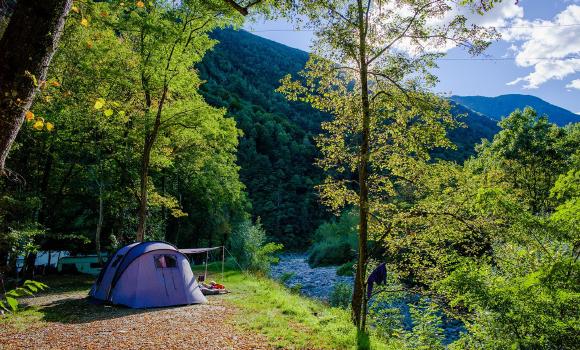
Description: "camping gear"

(367, 263), (387, 298)
(89, 241), (207, 308)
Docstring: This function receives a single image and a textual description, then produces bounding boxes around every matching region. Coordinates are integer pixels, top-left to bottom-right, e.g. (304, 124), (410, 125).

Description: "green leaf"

(104, 109), (114, 117)
(0, 300), (9, 312)
(94, 98), (105, 110)
(25, 284), (38, 293)
(6, 289), (22, 297)
(5, 296), (18, 311)
(24, 280), (48, 290)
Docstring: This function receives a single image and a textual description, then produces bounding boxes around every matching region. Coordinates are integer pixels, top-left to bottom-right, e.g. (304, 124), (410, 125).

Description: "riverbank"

(269, 254), (465, 345)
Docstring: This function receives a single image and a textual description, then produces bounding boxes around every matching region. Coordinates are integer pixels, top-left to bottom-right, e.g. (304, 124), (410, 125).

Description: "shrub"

(336, 260), (355, 276)
(329, 282), (352, 308)
(308, 210), (358, 267)
(279, 272), (294, 284)
(405, 299), (445, 350)
(290, 283), (302, 294)
(227, 219), (283, 273)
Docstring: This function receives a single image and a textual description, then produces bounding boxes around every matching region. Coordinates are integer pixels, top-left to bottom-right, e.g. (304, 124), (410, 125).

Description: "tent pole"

(204, 250), (208, 282)
(221, 246), (225, 281)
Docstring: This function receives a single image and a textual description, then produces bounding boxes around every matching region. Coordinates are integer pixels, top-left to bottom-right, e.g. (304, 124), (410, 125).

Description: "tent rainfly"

(89, 241), (207, 308)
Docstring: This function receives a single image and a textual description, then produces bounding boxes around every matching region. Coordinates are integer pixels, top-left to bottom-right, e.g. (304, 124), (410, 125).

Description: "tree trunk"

(95, 179), (104, 264)
(136, 86), (168, 242)
(136, 141), (152, 242)
(21, 251), (37, 281)
(351, 0), (371, 332)
(0, 0), (72, 175)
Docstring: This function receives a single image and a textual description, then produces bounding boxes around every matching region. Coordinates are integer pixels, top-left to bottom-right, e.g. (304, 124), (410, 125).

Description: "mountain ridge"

(451, 94), (579, 126)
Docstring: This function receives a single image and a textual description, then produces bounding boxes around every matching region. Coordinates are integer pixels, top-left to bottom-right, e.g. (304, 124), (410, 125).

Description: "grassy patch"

(220, 270), (396, 349)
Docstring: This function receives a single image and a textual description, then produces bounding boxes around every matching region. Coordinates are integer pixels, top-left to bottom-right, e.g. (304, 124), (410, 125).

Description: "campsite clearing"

(0, 275), (268, 350)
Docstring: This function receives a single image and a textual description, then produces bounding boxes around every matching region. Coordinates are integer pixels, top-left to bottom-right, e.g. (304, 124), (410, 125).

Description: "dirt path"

(0, 290), (269, 350)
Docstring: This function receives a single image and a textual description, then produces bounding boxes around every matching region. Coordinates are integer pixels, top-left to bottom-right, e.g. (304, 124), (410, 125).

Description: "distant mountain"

(451, 94), (579, 127)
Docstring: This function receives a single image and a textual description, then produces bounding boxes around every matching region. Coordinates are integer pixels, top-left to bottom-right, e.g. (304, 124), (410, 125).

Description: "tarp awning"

(179, 246), (222, 254)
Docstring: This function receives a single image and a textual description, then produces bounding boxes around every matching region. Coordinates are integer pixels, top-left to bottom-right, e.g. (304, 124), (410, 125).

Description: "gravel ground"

(0, 290), (269, 350)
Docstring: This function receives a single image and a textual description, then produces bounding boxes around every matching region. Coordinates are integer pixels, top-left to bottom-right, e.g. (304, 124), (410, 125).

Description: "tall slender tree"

(279, 0), (495, 332)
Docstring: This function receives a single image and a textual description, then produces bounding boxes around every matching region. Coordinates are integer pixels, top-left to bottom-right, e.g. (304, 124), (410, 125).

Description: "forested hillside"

(452, 94), (579, 126)
(198, 29), (330, 248)
(197, 29), (499, 245)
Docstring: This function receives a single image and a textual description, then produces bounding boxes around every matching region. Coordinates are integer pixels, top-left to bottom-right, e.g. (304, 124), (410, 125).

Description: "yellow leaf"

(117, 110), (129, 123)
(50, 81), (60, 87)
(72, 5), (79, 13)
(104, 109), (114, 117)
(25, 111), (35, 121)
(45, 122), (54, 132)
(94, 98), (105, 110)
(136, 1), (144, 8)
(80, 18), (89, 27)
(33, 120), (44, 130)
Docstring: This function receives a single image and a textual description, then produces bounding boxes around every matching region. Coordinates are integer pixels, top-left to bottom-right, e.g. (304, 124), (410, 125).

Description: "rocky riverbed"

(269, 253), (353, 300)
(270, 253), (465, 345)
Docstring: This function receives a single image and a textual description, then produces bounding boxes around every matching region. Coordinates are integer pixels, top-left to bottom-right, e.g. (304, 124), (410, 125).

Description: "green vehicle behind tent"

(57, 254), (108, 276)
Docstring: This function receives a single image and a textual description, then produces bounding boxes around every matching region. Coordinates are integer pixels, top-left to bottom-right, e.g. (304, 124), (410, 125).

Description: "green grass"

(211, 266), (397, 349)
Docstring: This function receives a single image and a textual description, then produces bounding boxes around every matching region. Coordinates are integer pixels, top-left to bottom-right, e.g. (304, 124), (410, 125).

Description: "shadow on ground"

(38, 297), (165, 324)
(19, 274), (203, 325)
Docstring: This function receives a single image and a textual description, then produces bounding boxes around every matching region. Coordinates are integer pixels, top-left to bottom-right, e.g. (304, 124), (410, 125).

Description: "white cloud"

(390, 1), (523, 55)
(566, 78), (580, 89)
(504, 5), (580, 88)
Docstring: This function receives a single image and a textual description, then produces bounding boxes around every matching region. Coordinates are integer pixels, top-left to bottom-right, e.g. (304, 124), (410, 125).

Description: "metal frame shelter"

(179, 246), (224, 282)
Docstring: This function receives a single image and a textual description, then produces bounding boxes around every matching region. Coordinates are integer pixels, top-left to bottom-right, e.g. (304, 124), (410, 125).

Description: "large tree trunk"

(0, 0), (72, 175)
(351, 0), (371, 332)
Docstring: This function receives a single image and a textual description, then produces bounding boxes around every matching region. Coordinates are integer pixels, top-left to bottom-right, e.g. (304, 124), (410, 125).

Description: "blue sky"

(244, 1), (580, 113)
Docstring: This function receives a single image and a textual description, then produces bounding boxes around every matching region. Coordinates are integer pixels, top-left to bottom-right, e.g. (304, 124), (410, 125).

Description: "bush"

(290, 283), (302, 294)
(329, 282), (352, 308)
(279, 272), (294, 284)
(227, 219), (283, 273)
(308, 211), (358, 267)
(336, 260), (355, 276)
(405, 299), (445, 350)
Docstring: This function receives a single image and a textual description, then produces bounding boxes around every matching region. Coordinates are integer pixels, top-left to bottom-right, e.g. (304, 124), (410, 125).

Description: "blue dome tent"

(89, 241), (207, 308)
